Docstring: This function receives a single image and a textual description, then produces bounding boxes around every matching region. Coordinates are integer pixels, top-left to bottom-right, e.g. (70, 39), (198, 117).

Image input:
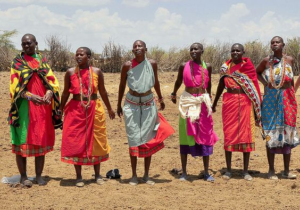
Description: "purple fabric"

(180, 144), (213, 157)
(269, 145), (292, 154)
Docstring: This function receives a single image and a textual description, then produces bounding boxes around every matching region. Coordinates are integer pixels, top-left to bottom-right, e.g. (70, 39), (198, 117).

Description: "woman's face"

(21, 35), (37, 56)
(231, 44), (243, 63)
(270, 37), (284, 53)
(75, 48), (89, 66)
(190, 44), (203, 60)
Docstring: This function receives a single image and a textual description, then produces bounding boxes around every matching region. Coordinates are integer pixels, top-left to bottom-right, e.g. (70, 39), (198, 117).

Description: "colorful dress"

(179, 61), (218, 156)
(9, 53), (60, 157)
(262, 57), (299, 154)
(61, 67), (110, 165)
(123, 59), (174, 157)
(220, 58), (262, 152)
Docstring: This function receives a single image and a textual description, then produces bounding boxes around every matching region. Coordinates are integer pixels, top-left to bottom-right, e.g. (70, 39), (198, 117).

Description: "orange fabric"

(91, 99), (110, 156)
(25, 54), (55, 147)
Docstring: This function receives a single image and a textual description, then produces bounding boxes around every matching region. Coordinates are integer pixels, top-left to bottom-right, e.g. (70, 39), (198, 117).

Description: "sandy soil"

(1, 71), (300, 210)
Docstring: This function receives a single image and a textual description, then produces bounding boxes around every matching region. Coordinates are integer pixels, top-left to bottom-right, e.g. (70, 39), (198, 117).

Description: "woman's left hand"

(43, 90), (53, 105)
(159, 101), (165, 111)
(108, 109), (116, 120)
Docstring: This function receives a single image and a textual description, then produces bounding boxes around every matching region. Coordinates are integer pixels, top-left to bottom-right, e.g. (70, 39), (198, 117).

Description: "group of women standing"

(8, 34), (299, 188)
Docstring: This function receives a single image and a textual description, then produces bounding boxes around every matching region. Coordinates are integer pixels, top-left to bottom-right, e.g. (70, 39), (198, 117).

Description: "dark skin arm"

(94, 67), (115, 119)
(150, 59), (165, 110)
(171, 62), (184, 104)
(117, 61), (130, 118)
(58, 68), (73, 118)
(212, 77), (225, 112)
(206, 63), (213, 98)
(256, 57), (269, 87)
(289, 56), (295, 87)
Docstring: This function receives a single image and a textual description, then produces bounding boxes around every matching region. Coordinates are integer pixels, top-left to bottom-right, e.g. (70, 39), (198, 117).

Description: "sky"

(0, 0), (300, 53)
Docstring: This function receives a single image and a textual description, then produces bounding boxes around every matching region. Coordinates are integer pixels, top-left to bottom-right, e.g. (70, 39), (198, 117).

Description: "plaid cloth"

(224, 143), (255, 152)
(61, 154), (109, 165)
(129, 142), (164, 158)
(12, 144), (53, 157)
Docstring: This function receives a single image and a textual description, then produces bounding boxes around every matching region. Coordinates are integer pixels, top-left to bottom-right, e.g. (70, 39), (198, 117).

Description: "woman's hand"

(170, 93), (177, 104)
(212, 105), (216, 113)
(57, 109), (63, 120)
(157, 98), (165, 110)
(43, 90), (53, 105)
(117, 106), (123, 118)
(31, 94), (45, 106)
(108, 109), (115, 120)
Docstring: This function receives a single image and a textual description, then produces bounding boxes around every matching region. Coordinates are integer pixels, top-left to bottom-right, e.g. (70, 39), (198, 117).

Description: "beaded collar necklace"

(77, 65), (93, 108)
(269, 55), (286, 89)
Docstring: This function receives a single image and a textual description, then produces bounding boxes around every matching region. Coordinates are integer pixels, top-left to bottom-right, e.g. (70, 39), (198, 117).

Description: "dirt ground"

(1, 71), (300, 210)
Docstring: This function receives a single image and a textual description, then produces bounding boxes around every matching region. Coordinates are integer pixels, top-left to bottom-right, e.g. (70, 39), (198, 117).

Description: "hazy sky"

(1, 0), (300, 52)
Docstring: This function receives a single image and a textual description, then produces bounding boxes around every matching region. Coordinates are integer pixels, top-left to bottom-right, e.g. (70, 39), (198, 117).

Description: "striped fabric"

(61, 154), (109, 165)
(224, 143), (255, 152)
(129, 142), (164, 158)
(12, 144), (53, 157)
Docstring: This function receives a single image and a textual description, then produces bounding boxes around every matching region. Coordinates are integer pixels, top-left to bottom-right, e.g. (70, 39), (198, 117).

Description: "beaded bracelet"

(21, 91), (32, 101)
(46, 90), (53, 96)
(158, 97), (164, 103)
(170, 93), (176, 100)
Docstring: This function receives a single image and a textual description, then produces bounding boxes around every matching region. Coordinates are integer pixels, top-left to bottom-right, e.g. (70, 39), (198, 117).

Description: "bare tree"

(100, 40), (130, 73)
(0, 29), (18, 71)
(286, 37), (300, 75)
(44, 35), (74, 72)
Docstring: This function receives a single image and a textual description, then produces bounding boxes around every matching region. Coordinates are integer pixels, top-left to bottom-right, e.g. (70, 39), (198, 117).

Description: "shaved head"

(21, 33), (36, 42)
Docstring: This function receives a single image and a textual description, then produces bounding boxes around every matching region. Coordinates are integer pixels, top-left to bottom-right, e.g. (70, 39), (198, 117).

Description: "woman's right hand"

(171, 93), (177, 104)
(117, 105), (123, 118)
(212, 105), (216, 113)
(31, 94), (45, 106)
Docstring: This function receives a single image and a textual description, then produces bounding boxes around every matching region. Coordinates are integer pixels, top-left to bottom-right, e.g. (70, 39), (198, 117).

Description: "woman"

(212, 43), (262, 181)
(256, 36), (299, 179)
(9, 34), (61, 187)
(59, 47), (115, 187)
(117, 40), (174, 186)
(171, 42), (218, 182)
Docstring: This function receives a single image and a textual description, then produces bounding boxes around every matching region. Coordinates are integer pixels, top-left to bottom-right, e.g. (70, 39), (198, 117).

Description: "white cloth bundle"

(179, 90), (212, 123)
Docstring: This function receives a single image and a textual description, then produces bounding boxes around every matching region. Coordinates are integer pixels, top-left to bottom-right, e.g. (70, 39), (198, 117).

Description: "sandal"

(22, 180), (33, 188)
(96, 177), (105, 185)
(142, 178), (155, 186)
(268, 174), (278, 180)
(203, 174), (215, 182)
(129, 177), (138, 186)
(282, 173), (297, 179)
(222, 172), (232, 180)
(179, 174), (188, 181)
(243, 173), (253, 181)
(75, 179), (85, 187)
